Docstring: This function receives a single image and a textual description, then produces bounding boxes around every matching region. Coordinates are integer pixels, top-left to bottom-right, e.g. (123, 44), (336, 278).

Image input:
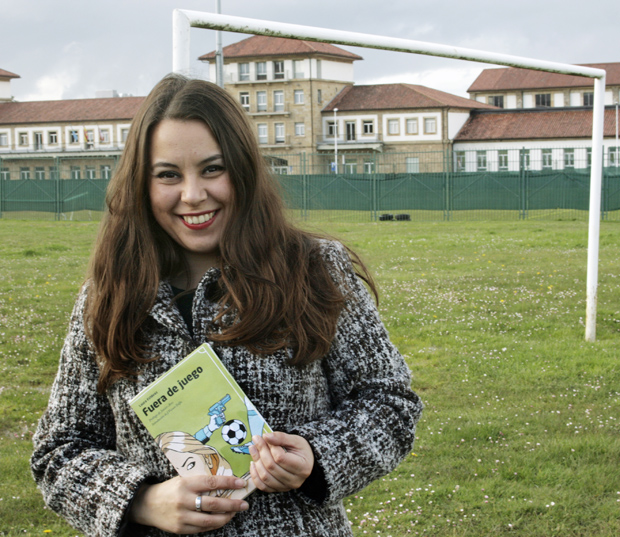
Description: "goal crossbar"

(172, 9), (606, 342)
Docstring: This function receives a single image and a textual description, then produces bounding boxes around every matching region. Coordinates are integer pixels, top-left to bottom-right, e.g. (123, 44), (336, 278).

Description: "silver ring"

(195, 493), (202, 512)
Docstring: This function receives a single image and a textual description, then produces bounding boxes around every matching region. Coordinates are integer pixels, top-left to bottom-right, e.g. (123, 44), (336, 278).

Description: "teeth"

(183, 212), (215, 225)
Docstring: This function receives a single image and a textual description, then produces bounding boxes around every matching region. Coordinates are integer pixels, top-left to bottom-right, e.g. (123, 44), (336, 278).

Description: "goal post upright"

(172, 9), (606, 342)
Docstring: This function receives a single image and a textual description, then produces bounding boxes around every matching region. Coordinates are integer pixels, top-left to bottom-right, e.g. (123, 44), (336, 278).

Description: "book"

(129, 343), (271, 500)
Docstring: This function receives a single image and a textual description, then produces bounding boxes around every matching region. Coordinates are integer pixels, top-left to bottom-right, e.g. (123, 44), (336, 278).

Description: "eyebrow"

(181, 456), (195, 468)
(151, 154), (224, 170)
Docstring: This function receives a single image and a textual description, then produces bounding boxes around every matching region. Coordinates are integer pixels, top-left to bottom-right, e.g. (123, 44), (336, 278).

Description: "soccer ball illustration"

(221, 419), (247, 445)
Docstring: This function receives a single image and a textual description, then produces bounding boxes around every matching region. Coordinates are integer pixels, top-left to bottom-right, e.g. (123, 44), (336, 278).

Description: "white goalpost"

(171, 9), (607, 343)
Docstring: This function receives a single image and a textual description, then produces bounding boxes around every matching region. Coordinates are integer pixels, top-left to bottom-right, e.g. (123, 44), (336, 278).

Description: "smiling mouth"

(179, 210), (218, 229)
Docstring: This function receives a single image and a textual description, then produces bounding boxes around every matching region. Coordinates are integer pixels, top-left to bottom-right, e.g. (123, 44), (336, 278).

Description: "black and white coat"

(31, 241), (423, 537)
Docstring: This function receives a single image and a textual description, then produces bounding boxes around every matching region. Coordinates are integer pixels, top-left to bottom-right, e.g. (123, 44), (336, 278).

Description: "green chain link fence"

(1, 149), (619, 222)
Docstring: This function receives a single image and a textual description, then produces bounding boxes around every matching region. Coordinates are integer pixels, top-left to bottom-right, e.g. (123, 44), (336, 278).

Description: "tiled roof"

(322, 84), (498, 112)
(0, 96), (145, 125)
(199, 35), (362, 62)
(0, 69), (20, 79)
(468, 63), (620, 92)
(455, 108), (620, 141)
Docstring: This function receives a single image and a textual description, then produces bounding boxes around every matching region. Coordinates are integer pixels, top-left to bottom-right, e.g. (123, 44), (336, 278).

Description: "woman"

(31, 74), (423, 536)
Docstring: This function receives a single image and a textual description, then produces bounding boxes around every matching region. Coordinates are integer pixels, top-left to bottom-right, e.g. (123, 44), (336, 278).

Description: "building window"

(363, 121), (374, 135)
(488, 95), (504, 108)
(85, 130), (95, 149)
(346, 121), (356, 141)
(476, 151), (487, 171)
(583, 92), (594, 107)
(240, 92), (250, 112)
(564, 148), (575, 168)
(294, 89), (304, 104)
(256, 62), (267, 81)
(239, 63), (250, 81)
(20, 167), (30, 179)
(498, 150), (509, 171)
(295, 122), (305, 136)
(388, 119), (399, 135)
(48, 131), (58, 144)
(455, 151), (466, 172)
(99, 129), (110, 144)
(406, 118), (418, 135)
(424, 118), (437, 134)
(0, 167), (9, 180)
(274, 90), (284, 112)
(275, 123), (285, 143)
(258, 124), (268, 144)
(101, 165), (111, 179)
(34, 132), (43, 150)
(19, 133), (28, 146)
(69, 130), (79, 144)
(609, 147), (619, 167)
(406, 157), (420, 173)
(49, 166), (59, 180)
(344, 159), (357, 174)
(0, 133), (8, 146)
(317, 89), (322, 103)
(327, 122), (337, 137)
(35, 167), (45, 180)
(587, 148), (592, 167)
(521, 149), (531, 170)
(273, 61), (284, 79)
(121, 128), (129, 143)
(85, 166), (96, 179)
(542, 149), (553, 169)
(535, 93), (551, 108)
(364, 160), (375, 174)
(257, 91), (267, 112)
(70, 166), (81, 179)
(293, 60), (304, 78)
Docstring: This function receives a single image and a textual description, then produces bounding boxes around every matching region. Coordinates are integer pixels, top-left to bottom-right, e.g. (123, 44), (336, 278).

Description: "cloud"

(360, 66), (486, 98)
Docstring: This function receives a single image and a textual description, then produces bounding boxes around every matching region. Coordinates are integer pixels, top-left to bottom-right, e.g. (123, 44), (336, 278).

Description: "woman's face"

(149, 119), (233, 275)
(166, 448), (215, 477)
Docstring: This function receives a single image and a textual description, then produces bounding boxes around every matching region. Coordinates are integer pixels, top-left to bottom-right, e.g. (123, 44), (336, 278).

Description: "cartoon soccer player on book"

(194, 394), (231, 444)
(230, 396), (267, 455)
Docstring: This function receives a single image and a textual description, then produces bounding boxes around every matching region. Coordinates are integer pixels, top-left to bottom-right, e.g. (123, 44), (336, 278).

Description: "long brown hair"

(86, 74), (376, 393)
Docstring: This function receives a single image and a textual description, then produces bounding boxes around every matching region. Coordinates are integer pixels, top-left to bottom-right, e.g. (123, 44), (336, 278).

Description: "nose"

(180, 175), (208, 207)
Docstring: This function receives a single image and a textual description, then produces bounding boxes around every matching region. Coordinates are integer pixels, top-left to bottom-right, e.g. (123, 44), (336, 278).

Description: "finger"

(261, 434), (312, 479)
(249, 439), (296, 490)
(250, 461), (278, 493)
(185, 475), (247, 494)
(195, 493), (249, 515)
(182, 512), (237, 533)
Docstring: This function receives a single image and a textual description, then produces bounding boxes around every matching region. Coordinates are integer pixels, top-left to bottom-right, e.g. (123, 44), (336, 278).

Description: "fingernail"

(235, 478), (245, 487)
(248, 444), (257, 457)
(240, 501), (249, 510)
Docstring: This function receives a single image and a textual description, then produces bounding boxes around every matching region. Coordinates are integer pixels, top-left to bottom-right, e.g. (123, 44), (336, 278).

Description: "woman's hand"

(129, 475), (249, 534)
(249, 432), (314, 493)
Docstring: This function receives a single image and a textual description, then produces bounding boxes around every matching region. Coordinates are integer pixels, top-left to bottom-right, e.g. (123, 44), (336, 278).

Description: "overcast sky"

(2, 0), (617, 102)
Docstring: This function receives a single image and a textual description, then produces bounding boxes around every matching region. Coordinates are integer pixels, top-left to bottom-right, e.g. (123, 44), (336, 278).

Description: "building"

(0, 95), (144, 180)
(453, 107), (620, 172)
(467, 63), (620, 109)
(318, 83), (496, 173)
(0, 68), (20, 102)
(199, 35), (362, 156)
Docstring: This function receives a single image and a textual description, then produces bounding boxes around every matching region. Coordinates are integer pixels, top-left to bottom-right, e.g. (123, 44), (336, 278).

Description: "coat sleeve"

(30, 288), (154, 537)
(291, 241), (423, 504)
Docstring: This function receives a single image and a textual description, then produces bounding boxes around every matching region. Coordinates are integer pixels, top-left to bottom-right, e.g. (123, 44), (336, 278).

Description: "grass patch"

(1, 219), (619, 536)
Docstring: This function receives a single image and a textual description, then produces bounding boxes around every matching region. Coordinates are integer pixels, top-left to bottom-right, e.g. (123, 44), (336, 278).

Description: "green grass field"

(1, 219), (619, 536)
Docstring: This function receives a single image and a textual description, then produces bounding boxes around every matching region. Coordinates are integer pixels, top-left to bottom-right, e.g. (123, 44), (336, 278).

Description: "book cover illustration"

(129, 343), (271, 499)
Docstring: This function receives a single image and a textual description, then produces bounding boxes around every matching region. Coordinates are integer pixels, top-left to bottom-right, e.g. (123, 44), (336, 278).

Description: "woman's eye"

(204, 164), (225, 176)
(187, 461), (195, 470)
(156, 171), (179, 180)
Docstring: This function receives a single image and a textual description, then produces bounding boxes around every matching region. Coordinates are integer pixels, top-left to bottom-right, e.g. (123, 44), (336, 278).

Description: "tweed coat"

(31, 240), (423, 537)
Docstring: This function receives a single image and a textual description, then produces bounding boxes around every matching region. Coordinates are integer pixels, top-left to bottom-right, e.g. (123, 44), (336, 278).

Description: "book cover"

(129, 343), (271, 499)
